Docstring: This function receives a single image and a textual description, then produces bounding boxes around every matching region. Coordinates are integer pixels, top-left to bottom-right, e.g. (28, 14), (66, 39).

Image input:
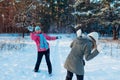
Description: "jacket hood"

(87, 32), (99, 43)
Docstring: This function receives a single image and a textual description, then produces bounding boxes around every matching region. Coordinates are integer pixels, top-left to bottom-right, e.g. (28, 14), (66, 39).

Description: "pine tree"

(72, 0), (120, 39)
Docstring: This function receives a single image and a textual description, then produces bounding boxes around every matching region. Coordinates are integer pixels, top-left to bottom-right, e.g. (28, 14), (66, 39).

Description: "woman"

(30, 26), (59, 75)
(64, 29), (99, 80)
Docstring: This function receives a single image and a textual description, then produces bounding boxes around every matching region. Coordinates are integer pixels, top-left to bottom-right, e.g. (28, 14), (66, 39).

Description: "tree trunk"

(113, 30), (117, 40)
(113, 24), (119, 40)
(22, 32), (25, 38)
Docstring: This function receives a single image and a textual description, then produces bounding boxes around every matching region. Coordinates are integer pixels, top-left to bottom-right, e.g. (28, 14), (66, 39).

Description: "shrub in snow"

(0, 42), (26, 51)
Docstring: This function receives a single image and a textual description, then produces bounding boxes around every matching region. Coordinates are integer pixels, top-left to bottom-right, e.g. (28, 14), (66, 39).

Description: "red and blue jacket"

(30, 32), (57, 52)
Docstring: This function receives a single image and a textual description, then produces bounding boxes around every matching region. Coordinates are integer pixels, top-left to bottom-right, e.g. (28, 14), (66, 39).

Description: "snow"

(0, 34), (120, 80)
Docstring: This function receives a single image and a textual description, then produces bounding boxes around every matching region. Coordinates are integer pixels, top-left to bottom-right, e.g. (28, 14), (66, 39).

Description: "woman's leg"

(65, 70), (73, 80)
(34, 52), (44, 72)
(76, 74), (84, 80)
(44, 49), (52, 74)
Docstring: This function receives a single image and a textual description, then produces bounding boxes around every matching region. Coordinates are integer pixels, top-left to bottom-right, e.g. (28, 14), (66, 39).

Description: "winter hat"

(87, 32), (99, 43)
(76, 29), (82, 37)
(35, 26), (41, 31)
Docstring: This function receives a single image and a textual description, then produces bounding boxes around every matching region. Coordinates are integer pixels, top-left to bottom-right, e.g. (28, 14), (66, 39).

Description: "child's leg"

(44, 49), (52, 74)
(34, 52), (44, 72)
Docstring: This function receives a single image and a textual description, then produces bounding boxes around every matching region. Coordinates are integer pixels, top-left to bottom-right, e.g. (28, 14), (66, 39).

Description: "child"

(30, 26), (59, 75)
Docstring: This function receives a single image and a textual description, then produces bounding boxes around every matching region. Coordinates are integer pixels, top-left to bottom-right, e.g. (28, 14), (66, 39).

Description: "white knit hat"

(87, 32), (99, 43)
(76, 29), (82, 37)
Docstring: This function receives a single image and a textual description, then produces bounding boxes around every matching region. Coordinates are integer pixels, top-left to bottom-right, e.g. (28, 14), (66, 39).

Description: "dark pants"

(65, 71), (84, 80)
(34, 49), (52, 74)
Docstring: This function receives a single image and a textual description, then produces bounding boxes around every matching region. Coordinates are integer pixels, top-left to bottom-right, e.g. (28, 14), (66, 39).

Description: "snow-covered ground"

(0, 34), (120, 80)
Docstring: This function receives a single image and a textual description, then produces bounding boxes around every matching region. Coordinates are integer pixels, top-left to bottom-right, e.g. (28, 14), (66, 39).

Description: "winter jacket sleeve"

(84, 42), (99, 61)
(30, 32), (37, 40)
(43, 33), (57, 40)
(30, 32), (39, 43)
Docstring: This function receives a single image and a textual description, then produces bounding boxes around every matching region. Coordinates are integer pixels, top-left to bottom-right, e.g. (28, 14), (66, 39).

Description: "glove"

(56, 36), (62, 39)
(27, 26), (34, 32)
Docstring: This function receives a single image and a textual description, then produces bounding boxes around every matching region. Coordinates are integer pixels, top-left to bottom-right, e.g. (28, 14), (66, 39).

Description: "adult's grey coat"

(64, 37), (99, 75)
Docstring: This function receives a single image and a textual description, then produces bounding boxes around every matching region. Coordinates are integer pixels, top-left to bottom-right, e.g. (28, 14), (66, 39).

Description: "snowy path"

(0, 35), (120, 80)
